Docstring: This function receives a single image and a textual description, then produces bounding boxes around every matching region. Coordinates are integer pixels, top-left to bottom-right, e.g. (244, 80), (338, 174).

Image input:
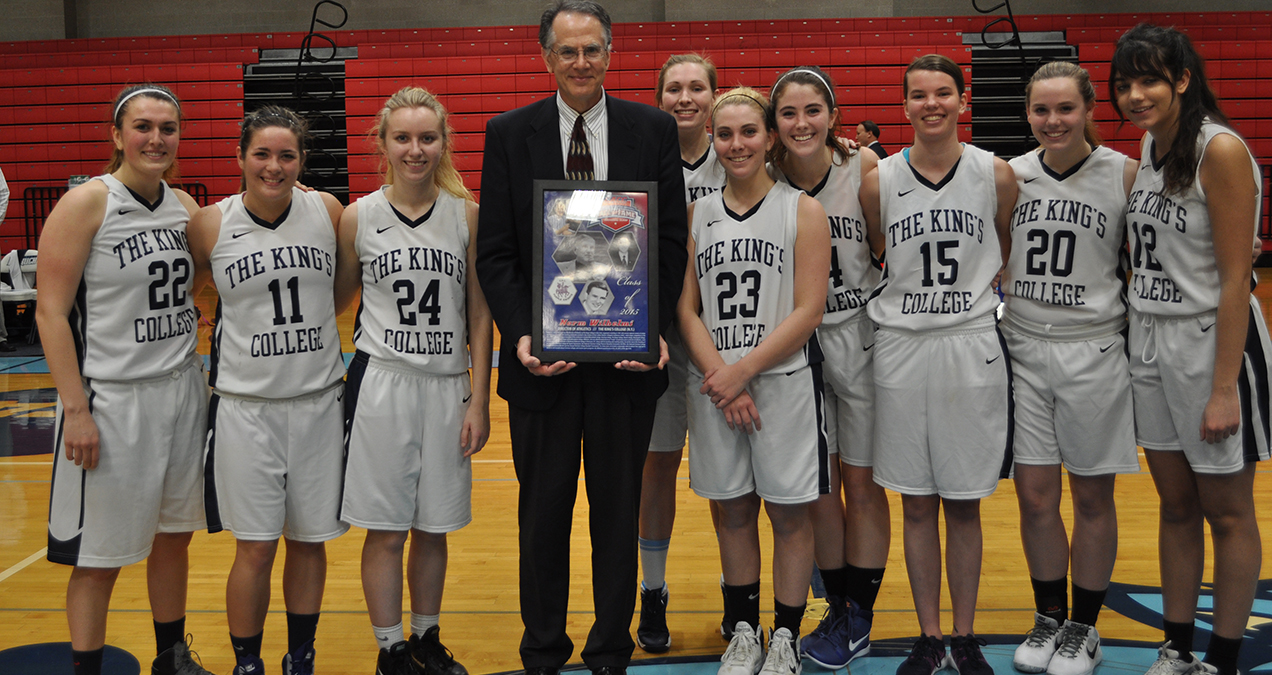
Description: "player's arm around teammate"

(37, 84), (214, 675)
(768, 65), (889, 669)
(636, 53), (726, 651)
(188, 105), (347, 675)
(331, 86), (491, 675)
(859, 54), (1016, 675)
(1110, 25), (1263, 675)
(677, 87), (830, 675)
(1000, 62), (1140, 675)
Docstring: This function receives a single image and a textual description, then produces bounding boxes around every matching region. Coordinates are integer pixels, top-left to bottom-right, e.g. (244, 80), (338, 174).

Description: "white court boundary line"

(0, 548), (46, 583)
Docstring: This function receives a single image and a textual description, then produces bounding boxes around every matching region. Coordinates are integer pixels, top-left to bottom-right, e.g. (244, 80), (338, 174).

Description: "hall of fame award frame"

(532, 179), (659, 363)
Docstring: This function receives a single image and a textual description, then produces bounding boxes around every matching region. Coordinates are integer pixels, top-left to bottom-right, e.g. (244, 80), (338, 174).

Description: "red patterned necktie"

(566, 114), (595, 181)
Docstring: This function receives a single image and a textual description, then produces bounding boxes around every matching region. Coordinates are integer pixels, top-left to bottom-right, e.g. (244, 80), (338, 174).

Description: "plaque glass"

(532, 180), (660, 363)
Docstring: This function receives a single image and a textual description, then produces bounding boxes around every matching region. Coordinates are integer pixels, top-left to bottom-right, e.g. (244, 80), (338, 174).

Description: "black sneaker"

(378, 641), (420, 675)
(411, 626), (468, 675)
(152, 635), (214, 675)
(898, 635), (949, 675)
(281, 639), (316, 675)
(637, 583), (671, 653)
(950, 635), (994, 675)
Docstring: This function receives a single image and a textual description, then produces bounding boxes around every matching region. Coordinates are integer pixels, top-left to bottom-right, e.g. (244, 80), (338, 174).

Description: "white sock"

(373, 622), (405, 651)
(639, 537), (670, 591)
(410, 613), (440, 637)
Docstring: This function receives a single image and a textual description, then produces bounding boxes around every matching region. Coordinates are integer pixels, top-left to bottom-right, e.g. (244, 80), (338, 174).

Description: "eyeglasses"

(549, 43), (609, 62)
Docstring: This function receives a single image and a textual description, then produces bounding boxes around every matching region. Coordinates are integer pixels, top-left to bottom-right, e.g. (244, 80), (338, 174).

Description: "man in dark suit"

(474, 2), (688, 674)
(856, 119), (889, 158)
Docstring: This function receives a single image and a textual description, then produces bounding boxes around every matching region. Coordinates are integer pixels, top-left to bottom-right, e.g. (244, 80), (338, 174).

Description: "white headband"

(772, 68), (836, 106)
(114, 88), (180, 122)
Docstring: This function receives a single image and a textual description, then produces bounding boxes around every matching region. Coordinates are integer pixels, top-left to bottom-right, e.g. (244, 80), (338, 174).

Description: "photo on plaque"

(532, 180), (659, 363)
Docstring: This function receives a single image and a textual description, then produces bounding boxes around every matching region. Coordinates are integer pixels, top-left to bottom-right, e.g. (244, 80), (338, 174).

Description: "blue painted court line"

(0, 357), (48, 374)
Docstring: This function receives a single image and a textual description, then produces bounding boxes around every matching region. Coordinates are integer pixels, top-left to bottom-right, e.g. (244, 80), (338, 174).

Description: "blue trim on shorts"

(810, 362), (831, 495)
(995, 325), (1015, 479)
(1242, 302), (1270, 463)
(204, 393), (223, 534)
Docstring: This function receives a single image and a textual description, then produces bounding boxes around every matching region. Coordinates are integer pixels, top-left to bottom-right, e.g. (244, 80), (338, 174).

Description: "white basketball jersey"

(73, 174), (197, 380)
(777, 153), (878, 326)
(352, 188), (471, 374)
(209, 188), (345, 398)
(1004, 146), (1131, 327)
(867, 145), (1002, 331)
(684, 144), (727, 203)
(1126, 120), (1263, 316)
(691, 180), (807, 374)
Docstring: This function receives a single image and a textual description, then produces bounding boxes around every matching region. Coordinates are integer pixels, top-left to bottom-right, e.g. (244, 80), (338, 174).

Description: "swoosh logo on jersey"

(462, 393), (472, 403)
(986, 354), (1000, 365)
(706, 219), (722, 227)
(231, 231), (250, 239)
(898, 188), (916, 197)
(1100, 342), (1117, 353)
(863, 343), (874, 352)
(1023, 177), (1039, 183)
(118, 208), (136, 215)
(376, 226), (395, 234)
(1201, 322), (1216, 332)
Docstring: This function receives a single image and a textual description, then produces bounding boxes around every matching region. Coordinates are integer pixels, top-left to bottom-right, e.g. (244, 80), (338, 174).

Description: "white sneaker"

(1014, 614), (1062, 673)
(1145, 642), (1199, 675)
(1047, 621), (1102, 675)
(720, 622), (765, 675)
(760, 628), (801, 675)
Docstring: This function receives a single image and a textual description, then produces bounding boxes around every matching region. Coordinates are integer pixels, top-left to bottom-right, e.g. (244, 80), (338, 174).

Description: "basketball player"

(678, 86), (831, 675)
(860, 54), (1017, 675)
(637, 52), (727, 652)
(40, 83), (211, 675)
(188, 105), (347, 675)
(1002, 62), (1139, 675)
(332, 86), (491, 675)
(1111, 24), (1267, 675)
(768, 65), (888, 670)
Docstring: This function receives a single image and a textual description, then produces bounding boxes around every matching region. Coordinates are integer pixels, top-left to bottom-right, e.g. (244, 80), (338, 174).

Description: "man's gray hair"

(539, 0), (612, 50)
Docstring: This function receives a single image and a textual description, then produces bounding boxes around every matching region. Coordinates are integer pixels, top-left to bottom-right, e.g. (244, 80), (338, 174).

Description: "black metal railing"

(20, 182), (208, 248)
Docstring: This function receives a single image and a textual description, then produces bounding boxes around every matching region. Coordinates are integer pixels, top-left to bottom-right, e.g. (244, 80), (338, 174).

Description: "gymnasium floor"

(2, 279), (1272, 675)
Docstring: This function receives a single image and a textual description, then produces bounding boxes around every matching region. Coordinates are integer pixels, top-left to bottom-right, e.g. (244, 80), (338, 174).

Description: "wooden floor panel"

(3, 282), (1272, 673)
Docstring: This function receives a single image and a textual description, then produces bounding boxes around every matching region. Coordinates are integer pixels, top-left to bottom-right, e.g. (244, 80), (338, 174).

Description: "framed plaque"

(532, 179), (659, 363)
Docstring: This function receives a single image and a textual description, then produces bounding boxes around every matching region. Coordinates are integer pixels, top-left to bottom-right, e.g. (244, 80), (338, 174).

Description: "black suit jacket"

(476, 94), (688, 411)
(868, 140), (889, 158)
